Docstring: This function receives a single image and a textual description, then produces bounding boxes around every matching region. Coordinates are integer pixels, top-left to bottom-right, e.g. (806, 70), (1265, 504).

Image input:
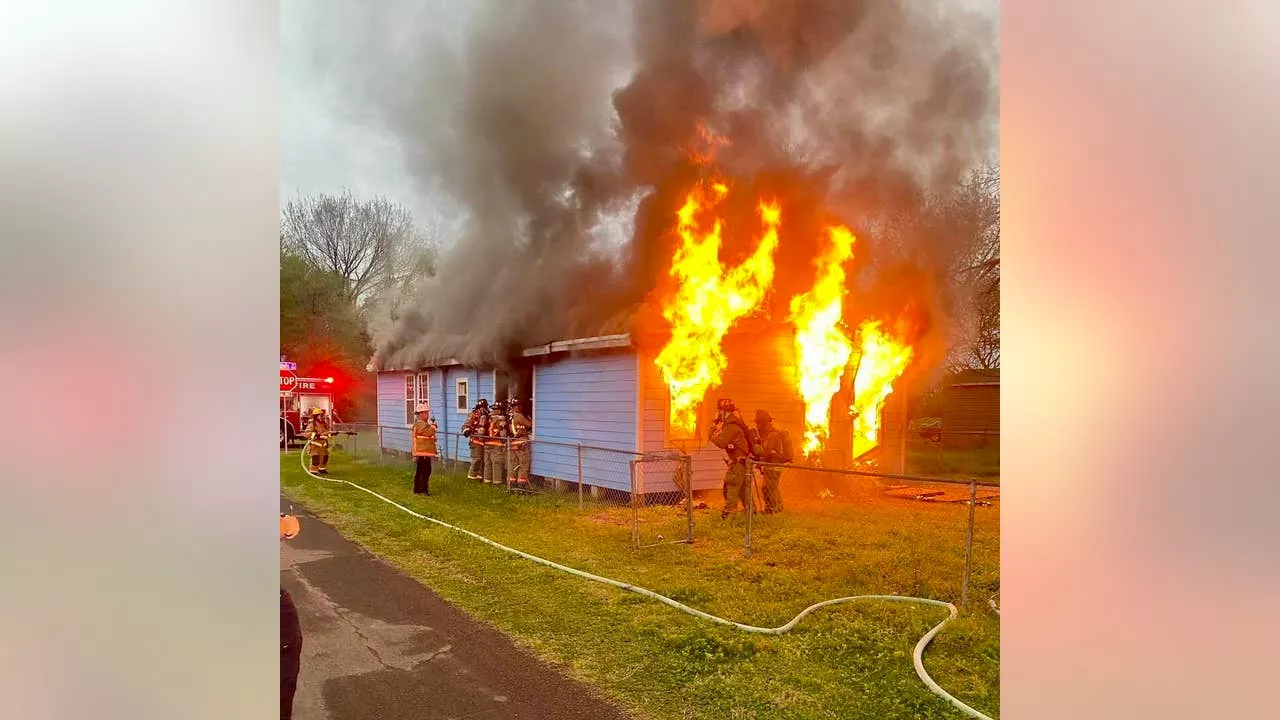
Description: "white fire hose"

(296, 441), (996, 720)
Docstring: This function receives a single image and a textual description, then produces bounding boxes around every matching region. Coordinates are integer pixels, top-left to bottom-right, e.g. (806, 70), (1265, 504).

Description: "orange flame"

(655, 178), (780, 437)
(789, 225), (857, 457)
(850, 320), (914, 459)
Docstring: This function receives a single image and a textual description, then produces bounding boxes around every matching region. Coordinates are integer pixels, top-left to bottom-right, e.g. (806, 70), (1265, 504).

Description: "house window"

(455, 378), (470, 412)
(405, 372), (429, 425)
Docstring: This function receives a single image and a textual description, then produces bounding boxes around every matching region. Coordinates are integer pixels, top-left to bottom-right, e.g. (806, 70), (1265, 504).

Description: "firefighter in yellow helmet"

(411, 402), (438, 495)
(710, 398), (752, 518)
(484, 399), (510, 485)
(507, 399), (533, 491)
(304, 407), (331, 474)
(280, 512), (303, 719)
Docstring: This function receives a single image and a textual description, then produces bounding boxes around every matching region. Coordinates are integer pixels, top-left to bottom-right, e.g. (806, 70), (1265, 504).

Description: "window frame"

(405, 371), (430, 426)
(455, 377), (470, 413)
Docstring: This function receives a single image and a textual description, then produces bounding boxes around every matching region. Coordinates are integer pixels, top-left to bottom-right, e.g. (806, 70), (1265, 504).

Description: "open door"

(496, 365), (535, 421)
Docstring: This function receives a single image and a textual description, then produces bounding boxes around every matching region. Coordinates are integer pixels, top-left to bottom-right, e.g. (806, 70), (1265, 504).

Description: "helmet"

(310, 407), (325, 416)
(754, 409), (772, 424)
(415, 402), (430, 414)
(492, 399), (508, 414)
(716, 398), (737, 413)
(509, 399), (522, 413)
(475, 399), (489, 411)
(280, 514), (300, 540)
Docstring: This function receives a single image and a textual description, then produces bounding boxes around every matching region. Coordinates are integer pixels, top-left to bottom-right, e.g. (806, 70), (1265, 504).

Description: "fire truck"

(280, 360), (337, 448)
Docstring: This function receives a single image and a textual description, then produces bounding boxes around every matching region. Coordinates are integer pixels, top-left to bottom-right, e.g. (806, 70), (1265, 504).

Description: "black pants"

(414, 456), (433, 494)
(281, 588), (303, 720)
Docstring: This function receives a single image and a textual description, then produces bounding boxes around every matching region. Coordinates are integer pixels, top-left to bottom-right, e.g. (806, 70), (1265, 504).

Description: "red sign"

(280, 369), (297, 393)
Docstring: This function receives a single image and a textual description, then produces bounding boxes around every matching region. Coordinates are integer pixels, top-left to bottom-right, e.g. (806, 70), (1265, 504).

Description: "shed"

(940, 369), (1000, 449)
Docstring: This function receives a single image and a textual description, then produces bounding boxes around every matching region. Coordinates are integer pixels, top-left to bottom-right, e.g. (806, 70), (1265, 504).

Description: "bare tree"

(939, 165), (1000, 371)
(281, 191), (434, 305)
(858, 164), (1000, 371)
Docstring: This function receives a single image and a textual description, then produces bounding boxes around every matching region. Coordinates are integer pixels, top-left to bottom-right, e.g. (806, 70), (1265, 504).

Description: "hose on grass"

(295, 442), (995, 720)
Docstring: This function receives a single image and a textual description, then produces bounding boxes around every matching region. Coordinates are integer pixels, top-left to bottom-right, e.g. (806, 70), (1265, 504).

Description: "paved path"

(280, 497), (632, 720)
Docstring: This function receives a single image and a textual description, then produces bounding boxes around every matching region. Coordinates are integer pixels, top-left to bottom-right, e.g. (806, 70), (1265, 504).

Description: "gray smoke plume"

(350, 0), (998, 370)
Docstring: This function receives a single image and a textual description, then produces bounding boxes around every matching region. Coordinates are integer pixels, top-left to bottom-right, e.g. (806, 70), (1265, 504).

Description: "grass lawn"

(906, 442), (1000, 483)
(282, 450), (1000, 720)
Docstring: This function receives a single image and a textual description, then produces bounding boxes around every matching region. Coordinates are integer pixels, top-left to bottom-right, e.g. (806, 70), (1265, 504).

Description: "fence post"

(577, 444), (584, 511)
(684, 454), (694, 544)
(377, 425), (384, 462)
(630, 459), (640, 550)
(505, 438), (512, 492)
(962, 478), (977, 609)
(744, 458), (754, 558)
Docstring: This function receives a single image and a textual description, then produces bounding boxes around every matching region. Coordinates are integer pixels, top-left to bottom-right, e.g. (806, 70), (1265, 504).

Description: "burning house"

(362, 0), (996, 494)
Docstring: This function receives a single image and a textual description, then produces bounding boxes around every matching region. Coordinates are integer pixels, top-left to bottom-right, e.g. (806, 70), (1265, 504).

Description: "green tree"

(280, 250), (374, 419)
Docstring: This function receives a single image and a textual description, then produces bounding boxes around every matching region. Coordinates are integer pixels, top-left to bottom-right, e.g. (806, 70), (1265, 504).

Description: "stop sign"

(280, 369), (298, 393)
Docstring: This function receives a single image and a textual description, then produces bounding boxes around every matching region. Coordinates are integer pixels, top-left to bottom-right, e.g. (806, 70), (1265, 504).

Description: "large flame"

(654, 178), (780, 437)
(788, 225), (857, 457)
(850, 320), (914, 459)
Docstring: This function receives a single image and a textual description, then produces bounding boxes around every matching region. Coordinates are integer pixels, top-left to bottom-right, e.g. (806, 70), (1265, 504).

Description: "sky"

(280, 0), (999, 236)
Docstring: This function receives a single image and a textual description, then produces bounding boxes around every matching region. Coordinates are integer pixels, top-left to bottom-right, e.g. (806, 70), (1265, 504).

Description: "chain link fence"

(741, 459), (999, 607)
(322, 423), (695, 549)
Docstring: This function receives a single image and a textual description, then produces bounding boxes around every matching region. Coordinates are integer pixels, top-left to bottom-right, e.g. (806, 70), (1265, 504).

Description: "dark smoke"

(355, 0), (997, 370)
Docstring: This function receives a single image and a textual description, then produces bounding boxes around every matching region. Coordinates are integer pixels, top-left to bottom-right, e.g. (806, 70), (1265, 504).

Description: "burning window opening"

(850, 320), (914, 460)
(789, 224), (857, 458)
(653, 174), (781, 439)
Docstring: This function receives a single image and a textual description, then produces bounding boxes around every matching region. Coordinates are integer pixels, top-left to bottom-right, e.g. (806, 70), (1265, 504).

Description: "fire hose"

(296, 441), (996, 720)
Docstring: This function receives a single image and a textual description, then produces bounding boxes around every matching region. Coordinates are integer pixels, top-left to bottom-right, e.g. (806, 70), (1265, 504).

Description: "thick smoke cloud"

(353, 0), (998, 370)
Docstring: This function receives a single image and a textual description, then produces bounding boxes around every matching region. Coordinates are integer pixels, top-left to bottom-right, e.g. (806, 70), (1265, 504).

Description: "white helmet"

(415, 402), (431, 413)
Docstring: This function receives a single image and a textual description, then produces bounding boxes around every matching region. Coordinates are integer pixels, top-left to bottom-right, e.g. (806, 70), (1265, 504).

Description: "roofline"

(949, 381), (1000, 388)
(370, 333), (634, 372)
(522, 333), (632, 357)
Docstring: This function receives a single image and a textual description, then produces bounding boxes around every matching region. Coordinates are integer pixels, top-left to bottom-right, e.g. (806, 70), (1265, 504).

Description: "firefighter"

(749, 409), (794, 514)
(303, 407), (331, 474)
(411, 402), (438, 495)
(709, 398), (753, 518)
(507, 399), (533, 491)
(461, 399), (490, 481)
(484, 399), (510, 485)
(280, 513), (303, 720)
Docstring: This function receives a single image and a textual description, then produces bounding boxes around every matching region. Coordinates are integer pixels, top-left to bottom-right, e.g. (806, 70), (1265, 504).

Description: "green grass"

(282, 451), (1000, 720)
(906, 443), (1000, 483)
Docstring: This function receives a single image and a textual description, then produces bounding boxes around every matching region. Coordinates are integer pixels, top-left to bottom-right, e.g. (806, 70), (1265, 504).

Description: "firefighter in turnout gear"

(483, 399), (510, 485)
(304, 407), (331, 474)
(709, 398), (752, 518)
(461, 399), (490, 480)
(411, 403), (438, 495)
(749, 409), (794, 514)
(507, 399), (533, 490)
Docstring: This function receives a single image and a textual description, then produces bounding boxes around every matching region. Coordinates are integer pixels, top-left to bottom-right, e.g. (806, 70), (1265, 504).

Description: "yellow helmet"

(310, 407), (325, 416)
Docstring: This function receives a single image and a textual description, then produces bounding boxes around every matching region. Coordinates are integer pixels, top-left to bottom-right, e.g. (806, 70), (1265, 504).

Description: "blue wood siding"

(440, 367), (491, 460)
(531, 352), (637, 492)
(375, 371), (412, 453)
(372, 367), (500, 460)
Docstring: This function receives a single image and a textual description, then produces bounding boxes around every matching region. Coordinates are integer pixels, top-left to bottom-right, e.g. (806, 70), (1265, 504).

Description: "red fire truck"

(280, 360), (337, 448)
